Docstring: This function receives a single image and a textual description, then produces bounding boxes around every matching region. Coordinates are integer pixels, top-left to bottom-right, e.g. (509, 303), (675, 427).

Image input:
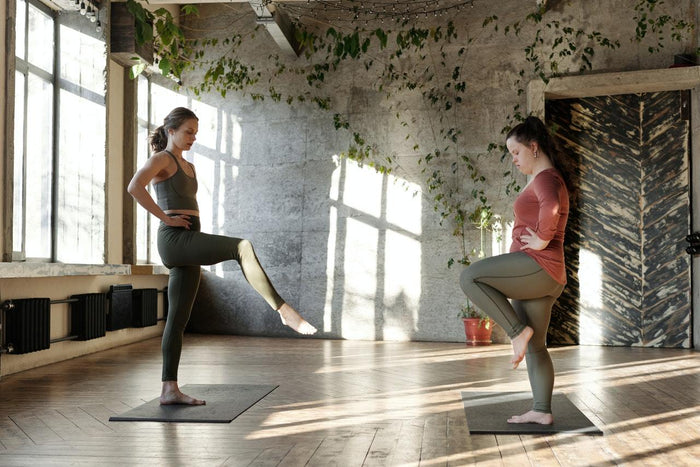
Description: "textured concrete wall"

(180, 0), (697, 342)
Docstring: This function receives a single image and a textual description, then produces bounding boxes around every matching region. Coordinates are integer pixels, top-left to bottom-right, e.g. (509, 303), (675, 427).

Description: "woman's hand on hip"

(164, 215), (191, 229)
(520, 227), (549, 251)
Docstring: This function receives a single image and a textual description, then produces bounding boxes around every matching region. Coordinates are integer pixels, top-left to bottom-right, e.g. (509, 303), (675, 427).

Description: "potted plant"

(459, 299), (493, 346)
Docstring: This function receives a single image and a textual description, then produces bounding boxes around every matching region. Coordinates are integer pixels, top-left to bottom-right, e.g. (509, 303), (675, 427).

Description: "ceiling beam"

(251, 1), (301, 58)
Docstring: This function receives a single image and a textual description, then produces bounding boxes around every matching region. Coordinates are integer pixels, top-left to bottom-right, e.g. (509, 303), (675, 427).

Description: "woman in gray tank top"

(128, 107), (317, 406)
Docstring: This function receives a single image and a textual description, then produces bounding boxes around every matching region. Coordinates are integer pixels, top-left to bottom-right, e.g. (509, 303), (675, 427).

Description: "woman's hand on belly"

(519, 227), (549, 251)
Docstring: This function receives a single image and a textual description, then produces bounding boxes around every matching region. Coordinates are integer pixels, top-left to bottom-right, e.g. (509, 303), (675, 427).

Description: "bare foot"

(507, 410), (553, 425)
(511, 326), (533, 369)
(160, 381), (205, 406)
(277, 303), (317, 335)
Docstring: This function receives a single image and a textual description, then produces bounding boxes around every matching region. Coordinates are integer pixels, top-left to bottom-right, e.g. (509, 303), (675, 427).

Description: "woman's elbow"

(126, 179), (140, 197)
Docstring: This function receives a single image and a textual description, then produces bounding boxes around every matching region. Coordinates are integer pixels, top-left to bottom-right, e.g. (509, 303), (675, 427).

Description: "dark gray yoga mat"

(109, 384), (277, 423)
(462, 391), (603, 435)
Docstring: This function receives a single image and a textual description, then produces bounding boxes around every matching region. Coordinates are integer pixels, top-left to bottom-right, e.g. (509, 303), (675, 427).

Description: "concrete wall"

(181, 1), (698, 343)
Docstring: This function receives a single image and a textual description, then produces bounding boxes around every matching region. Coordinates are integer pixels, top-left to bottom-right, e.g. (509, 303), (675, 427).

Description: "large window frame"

(12, 0), (57, 261)
(10, 0), (107, 263)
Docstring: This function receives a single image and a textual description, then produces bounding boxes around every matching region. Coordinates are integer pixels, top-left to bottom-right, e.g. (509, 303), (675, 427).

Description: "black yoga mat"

(109, 384), (277, 423)
(462, 391), (603, 435)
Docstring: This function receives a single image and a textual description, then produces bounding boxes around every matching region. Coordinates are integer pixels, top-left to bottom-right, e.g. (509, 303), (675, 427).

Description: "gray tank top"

(154, 151), (199, 211)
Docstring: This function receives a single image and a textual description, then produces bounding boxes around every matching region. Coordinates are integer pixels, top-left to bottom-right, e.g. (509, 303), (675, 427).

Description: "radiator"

(108, 284), (133, 331)
(3, 298), (51, 354)
(132, 288), (157, 327)
(70, 293), (107, 341)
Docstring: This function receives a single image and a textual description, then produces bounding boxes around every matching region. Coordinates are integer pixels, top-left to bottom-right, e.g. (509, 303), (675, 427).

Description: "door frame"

(528, 66), (700, 350)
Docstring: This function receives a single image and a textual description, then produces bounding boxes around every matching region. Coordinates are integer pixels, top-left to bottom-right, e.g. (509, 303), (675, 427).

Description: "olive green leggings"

(460, 252), (564, 413)
(157, 216), (285, 381)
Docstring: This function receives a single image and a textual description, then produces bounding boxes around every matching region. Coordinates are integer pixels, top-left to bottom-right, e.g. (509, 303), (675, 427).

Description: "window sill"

(0, 263), (169, 278)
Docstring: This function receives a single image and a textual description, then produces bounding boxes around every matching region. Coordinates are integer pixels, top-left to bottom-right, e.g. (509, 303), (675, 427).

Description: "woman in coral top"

(460, 116), (570, 425)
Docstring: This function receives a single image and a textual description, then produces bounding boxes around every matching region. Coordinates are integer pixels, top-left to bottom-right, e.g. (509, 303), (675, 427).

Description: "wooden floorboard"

(0, 336), (698, 466)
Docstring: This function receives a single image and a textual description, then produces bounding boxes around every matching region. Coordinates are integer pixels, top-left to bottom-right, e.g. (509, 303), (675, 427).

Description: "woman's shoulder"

(149, 151), (176, 166)
(536, 167), (564, 182)
(534, 168), (567, 191)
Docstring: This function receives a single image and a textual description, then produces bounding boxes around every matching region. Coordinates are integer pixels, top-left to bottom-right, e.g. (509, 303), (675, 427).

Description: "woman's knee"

(237, 238), (254, 255)
(235, 239), (259, 263)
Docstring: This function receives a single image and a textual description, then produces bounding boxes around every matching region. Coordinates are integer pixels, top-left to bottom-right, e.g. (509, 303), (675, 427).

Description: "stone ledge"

(0, 263), (169, 278)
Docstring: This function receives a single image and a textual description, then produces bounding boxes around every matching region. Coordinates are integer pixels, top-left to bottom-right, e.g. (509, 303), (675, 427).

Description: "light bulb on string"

(96, 20), (102, 33)
(80, 1), (87, 15)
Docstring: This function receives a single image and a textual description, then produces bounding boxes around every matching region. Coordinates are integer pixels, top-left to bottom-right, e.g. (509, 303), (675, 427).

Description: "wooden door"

(546, 91), (691, 348)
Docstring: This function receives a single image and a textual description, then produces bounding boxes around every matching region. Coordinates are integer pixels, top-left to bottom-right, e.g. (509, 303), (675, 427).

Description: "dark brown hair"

(149, 107), (199, 153)
(507, 115), (572, 191)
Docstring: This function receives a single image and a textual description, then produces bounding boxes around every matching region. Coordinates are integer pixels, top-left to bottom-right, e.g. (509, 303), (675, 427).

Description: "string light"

(74, 0), (102, 34)
(272, 0), (476, 24)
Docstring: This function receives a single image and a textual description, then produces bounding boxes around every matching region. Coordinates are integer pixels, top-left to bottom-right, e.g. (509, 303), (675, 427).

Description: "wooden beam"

(3, 0), (17, 262)
(121, 68), (137, 265)
(543, 66), (700, 100)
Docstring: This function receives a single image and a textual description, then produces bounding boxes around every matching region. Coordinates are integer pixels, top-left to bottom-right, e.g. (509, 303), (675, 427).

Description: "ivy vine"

(124, 0), (697, 268)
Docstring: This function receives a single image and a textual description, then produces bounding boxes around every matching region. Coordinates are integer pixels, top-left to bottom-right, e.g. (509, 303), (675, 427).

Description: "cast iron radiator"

(3, 298), (51, 354)
(70, 293), (107, 341)
(108, 284), (133, 331)
(132, 288), (157, 327)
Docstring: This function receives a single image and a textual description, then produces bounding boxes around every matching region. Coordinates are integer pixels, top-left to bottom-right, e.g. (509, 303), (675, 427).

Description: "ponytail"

(149, 126), (168, 153)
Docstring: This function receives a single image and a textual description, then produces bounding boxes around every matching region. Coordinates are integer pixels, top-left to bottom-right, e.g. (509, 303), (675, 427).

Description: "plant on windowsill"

(459, 298), (493, 346)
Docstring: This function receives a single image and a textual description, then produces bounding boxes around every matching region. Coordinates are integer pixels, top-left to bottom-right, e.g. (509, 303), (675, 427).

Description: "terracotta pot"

(462, 318), (493, 346)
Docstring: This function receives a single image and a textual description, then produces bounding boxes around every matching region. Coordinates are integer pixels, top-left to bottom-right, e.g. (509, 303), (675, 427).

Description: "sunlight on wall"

(343, 159), (384, 218)
(383, 230), (421, 340)
(342, 217), (379, 339)
(386, 179), (421, 235)
(327, 158), (423, 340)
(579, 247), (603, 343)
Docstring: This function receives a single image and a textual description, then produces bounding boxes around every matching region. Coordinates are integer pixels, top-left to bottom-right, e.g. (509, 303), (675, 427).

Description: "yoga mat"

(462, 391), (603, 435)
(109, 384), (277, 423)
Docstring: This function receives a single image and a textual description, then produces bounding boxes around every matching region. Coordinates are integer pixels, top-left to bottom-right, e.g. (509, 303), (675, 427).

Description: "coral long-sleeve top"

(510, 168), (569, 284)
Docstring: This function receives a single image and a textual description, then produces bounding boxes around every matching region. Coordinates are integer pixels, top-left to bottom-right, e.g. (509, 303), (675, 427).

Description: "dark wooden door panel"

(546, 91), (691, 348)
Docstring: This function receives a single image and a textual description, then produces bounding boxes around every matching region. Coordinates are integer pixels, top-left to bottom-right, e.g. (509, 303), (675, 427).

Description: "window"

(13, 0), (106, 263)
(13, 0), (54, 260)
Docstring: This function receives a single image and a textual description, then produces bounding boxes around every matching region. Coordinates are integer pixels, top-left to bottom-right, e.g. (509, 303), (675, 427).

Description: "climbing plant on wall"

(124, 0), (696, 267)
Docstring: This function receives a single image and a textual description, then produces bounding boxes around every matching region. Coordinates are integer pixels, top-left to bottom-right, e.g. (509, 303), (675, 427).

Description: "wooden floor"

(0, 336), (698, 466)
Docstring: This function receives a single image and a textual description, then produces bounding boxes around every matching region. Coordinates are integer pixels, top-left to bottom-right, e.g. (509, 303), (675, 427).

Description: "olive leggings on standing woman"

(460, 251), (564, 413)
(158, 216), (285, 381)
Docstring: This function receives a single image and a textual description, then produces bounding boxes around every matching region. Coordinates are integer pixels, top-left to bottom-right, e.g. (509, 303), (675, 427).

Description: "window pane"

(136, 123), (149, 263)
(27, 2), (53, 73)
(57, 90), (105, 263)
(136, 75), (149, 263)
(25, 74), (53, 259)
(13, 71), (26, 254)
(16, 0), (26, 59)
(59, 24), (103, 95)
(151, 84), (187, 126)
(56, 21), (106, 264)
